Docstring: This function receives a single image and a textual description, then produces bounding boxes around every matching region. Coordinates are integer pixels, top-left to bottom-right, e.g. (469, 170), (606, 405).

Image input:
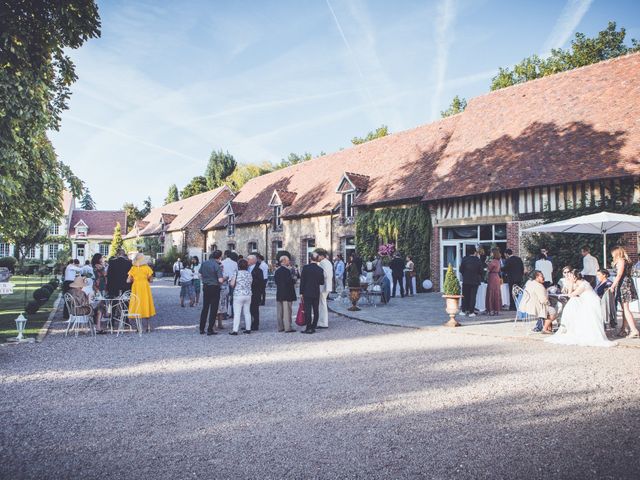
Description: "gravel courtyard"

(1, 280), (639, 480)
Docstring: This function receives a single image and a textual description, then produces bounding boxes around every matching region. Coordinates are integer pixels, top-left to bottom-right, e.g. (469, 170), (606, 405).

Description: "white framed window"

(49, 224), (59, 235)
(0, 243), (11, 257)
(344, 236), (356, 258)
(227, 214), (235, 236)
(306, 238), (316, 264)
(99, 244), (110, 256)
(76, 226), (88, 238)
(227, 243), (236, 252)
(343, 192), (355, 218)
(273, 205), (282, 230)
(248, 241), (258, 253)
(25, 247), (36, 259)
(48, 244), (59, 259)
(76, 244), (85, 258)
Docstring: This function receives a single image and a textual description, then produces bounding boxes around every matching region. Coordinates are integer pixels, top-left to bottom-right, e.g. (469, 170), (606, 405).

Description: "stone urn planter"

(348, 287), (362, 311)
(442, 264), (462, 327)
(442, 294), (462, 327)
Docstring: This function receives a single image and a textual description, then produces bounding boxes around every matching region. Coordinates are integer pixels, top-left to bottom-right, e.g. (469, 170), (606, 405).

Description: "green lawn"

(0, 275), (59, 343)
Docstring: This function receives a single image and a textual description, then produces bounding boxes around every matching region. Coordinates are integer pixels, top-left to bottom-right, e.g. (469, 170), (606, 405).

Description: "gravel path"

(1, 280), (639, 479)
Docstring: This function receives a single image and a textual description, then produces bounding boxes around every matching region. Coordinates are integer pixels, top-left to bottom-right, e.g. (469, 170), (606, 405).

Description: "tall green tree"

(122, 202), (142, 232)
(164, 184), (179, 204)
(205, 149), (237, 189)
(440, 95), (467, 118)
(140, 196), (152, 217)
(275, 152), (313, 170)
(491, 22), (640, 91)
(80, 188), (96, 210)
(351, 125), (389, 145)
(108, 222), (123, 258)
(0, 1), (100, 240)
(181, 176), (209, 199)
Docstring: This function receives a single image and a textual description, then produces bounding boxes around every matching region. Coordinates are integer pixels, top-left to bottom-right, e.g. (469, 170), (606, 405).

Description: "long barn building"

(203, 53), (640, 290)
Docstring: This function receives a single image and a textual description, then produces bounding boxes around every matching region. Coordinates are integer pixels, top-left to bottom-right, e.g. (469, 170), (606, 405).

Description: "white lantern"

(422, 279), (433, 291)
(15, 314), (27, 341)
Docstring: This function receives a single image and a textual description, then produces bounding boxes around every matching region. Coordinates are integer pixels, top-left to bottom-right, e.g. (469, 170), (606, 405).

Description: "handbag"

(295, 298), (306, 326)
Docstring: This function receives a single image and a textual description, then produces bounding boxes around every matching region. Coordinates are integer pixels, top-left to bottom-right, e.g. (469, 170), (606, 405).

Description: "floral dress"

(93, 264), (107, 293)
(617, 260), (638, 303)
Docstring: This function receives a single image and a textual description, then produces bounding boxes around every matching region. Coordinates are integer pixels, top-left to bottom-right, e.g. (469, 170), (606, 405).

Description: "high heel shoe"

(627, 332), (639, 339)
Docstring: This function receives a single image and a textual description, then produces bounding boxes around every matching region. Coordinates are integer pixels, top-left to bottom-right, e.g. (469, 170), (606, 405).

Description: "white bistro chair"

(63, 293), (96, 337)
(512, 285), (536, 334)
(114, 291), (143, 337)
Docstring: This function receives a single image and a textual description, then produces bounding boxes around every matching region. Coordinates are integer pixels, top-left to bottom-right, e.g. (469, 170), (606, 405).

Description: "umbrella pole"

(603, 231), (607, 269)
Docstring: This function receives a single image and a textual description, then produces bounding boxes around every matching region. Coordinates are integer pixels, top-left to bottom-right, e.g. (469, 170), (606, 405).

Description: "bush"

(25, 301), (40, 314)
(0, 256), (17, 271)
(442, 264), (461, 296)
(33, 287), (50, 302)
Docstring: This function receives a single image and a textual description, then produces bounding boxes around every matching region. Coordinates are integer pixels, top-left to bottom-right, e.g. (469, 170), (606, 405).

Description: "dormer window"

(273, 205), (282, 231)
(343, 192), (355, 219)
(336, 172), (369, 223)
(73, 219), (89, 238)
(227, 214), (235, 236)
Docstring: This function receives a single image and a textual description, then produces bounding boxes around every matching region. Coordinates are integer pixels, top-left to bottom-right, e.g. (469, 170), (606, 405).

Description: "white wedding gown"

(545, 281), (617, 348)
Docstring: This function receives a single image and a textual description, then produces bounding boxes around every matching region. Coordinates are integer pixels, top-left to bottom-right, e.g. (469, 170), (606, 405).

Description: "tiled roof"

(344, 172), (370, 191)
(127, 186), (230, 238)
(274, 189), (297, 206)
(205, 52), (640, 229)
(204, 117), (458, 229)
(422, 52), (640, 200)
(70, 210), (127, 237)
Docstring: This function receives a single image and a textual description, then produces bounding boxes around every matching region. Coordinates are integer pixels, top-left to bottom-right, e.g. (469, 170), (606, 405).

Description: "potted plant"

(347, 262), (362, 311)
(442, 263), (462, 327)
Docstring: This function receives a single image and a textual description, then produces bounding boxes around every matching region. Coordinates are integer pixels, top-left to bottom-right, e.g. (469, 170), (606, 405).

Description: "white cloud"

(541, 0), (593, 56)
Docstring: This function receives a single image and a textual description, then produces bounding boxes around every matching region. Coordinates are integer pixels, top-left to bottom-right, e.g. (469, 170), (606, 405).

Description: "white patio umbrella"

(522, 211), (640, 268)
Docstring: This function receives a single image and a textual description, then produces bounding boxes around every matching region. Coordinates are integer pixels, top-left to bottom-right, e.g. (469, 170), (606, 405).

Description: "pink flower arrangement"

(378, 243), (395, 257)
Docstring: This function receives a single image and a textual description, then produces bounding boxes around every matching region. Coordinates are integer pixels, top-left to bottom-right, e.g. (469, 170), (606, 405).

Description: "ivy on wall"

(355, 204), (432, 285)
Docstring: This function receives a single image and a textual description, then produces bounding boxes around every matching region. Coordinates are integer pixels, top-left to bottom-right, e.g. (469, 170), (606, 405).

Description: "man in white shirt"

(534, 254), (553, 288)
(316, 248), (333, 328)
(257, 253), (269, 306)
(222, 250), (238, 316)
(580, 246), (599, 288)
(173, 259), (183, 286)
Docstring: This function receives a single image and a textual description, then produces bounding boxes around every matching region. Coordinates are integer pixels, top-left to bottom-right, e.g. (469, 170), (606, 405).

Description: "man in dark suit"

(299, 254), (325, 334)
(249, 255), (264, 330)
(274, 255), (296, 332)
(503, 248), (525, 311)
(107, 249), (132, 297)
(389, 252), (405, 298)
(459, 248), (483, 316)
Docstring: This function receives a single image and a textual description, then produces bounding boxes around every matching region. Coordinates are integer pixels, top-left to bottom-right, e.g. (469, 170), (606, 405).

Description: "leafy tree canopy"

(164, 184), (179, 205)
(205, 149), (237, 189)
(140, 196), (152, 217)
(223, 163), (273, 191)
(181, 176), (209, 199)
(80, 188), (96, 210)
(351, 125), (389, 145)
(0, 0), (100, 239)
(491, 22), (639, 91)
(441, 95), (467, 118)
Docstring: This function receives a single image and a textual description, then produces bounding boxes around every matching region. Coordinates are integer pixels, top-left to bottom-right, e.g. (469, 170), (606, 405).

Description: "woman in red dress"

(486, 248), (503, 315)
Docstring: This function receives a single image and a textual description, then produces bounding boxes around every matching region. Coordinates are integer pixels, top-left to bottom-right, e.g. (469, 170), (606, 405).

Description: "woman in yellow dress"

(127, 253), (156, 332)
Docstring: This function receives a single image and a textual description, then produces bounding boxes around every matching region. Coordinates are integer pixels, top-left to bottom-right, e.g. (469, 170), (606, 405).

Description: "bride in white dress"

(545, 269), (617, 348)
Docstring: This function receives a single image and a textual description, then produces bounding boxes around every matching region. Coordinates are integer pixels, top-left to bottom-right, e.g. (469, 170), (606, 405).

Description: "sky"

(49, 0), (640, 210)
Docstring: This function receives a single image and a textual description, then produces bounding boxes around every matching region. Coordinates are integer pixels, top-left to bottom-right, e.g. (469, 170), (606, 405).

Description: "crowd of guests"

(61, 249), (156, 334)
(456, 241), (638, 346)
